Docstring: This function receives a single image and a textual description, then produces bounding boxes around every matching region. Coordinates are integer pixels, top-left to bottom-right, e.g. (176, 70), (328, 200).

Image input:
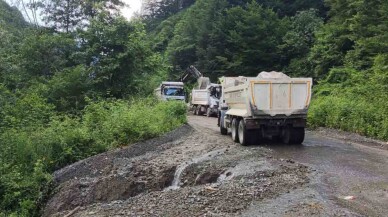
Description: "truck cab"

(155, 82), (186, 101)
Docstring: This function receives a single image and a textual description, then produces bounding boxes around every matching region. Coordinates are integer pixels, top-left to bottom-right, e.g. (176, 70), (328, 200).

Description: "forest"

(0, 0), (387, 216)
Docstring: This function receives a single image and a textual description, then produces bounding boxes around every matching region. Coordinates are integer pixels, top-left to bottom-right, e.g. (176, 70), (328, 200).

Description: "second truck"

(181, 65), (221, 117)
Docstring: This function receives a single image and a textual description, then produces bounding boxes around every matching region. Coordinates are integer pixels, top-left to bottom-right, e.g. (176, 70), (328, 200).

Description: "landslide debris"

(44, 117), (311, 217)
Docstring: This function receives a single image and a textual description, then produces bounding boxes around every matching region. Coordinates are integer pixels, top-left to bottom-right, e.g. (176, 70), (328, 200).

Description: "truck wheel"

(193, 106), (197, 115)
(290, 127), (305, 144)
(196, 106), (202, 116)
(220, 125), (228, 135)
(231, 118), (239, 143)
(206, 108), (212, 117)
(282, 127), (291, 144)
(249, 129), (262, 145)
(238, 119), (248, 146)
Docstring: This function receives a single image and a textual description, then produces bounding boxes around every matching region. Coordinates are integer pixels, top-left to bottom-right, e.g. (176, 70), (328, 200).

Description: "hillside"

(0, 0), (27, 30)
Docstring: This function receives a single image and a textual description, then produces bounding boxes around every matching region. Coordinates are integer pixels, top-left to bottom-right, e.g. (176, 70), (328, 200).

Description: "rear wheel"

(196, 106), (202, 116)
(220, 125), (228, 135)
(206, 107), (212, 117)
(282, 126), (291, 144)
(231, 118), (239, 143)
(238, 119), (248, 146)
(282, 127), (305, 144)
(249, 129), (262, 145)
(290, 127), (305, 144)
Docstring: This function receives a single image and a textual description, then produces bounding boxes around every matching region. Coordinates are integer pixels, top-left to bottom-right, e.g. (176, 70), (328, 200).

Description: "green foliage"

(166, 0), (228, 75)
(0, 0), (28, 31)
(83, 98), (187, 148)
(163, 0), (290, 79)
(0, 1), (180, 215)
(46, 65), (93, 112)
(310, 0), (388, 78)
(78, 18), (169, 97)
(38, 0), (125, 32)
(309, 95), (388, 140)
(309, 55), (388, 140)
(307, 0), (388, 140)
(0, 98), (187, 216)
(217, 1), (287, 75)
(280, 9), (323, 77)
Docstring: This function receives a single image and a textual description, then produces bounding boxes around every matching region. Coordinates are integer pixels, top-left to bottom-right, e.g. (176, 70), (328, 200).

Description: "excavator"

(180, 65), (221, 117)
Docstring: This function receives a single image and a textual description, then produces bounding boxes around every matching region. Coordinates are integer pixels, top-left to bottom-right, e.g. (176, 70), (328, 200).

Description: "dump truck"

(180, 65), (221, 117)
(218, 72), (312, 145)
(154, 82), (186, 101)
(191, 84), (221, 117)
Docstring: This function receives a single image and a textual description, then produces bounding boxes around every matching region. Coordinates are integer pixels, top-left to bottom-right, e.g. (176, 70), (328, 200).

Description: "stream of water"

(165, 149), (226, 190)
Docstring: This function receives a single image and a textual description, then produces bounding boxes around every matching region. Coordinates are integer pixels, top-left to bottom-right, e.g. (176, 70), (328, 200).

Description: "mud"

(44, 115), (388, 217)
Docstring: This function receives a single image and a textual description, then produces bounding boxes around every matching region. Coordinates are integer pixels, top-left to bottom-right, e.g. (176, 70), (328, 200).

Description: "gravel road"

(44, 115), (388, 217)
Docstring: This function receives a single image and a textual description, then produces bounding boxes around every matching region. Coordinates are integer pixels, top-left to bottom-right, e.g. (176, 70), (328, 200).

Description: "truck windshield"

(164, 88), (185, 96)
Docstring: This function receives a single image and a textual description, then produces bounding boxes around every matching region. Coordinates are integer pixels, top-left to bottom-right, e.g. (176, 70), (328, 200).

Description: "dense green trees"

(307, 0), (388, 138)
(38, 0), (125, 32)
(149, 0), (328, 79)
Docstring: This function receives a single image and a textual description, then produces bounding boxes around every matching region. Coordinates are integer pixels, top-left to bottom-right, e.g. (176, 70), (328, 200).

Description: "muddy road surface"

(44, 115), (388, 217)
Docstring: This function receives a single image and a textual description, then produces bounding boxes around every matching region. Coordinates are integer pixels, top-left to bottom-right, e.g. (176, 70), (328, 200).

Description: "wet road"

(270, 133), (388, 216)
(191, 115), (388, 216)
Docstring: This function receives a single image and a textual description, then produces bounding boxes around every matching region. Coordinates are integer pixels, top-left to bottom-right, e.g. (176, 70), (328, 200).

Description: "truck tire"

(196, 106), (202, 116)
(206, 107), (212, 117)
(290, 127), (305, 144)
(250, 129), (262, 145)
(282, 127), (291, 144)
(220, 125), (228, 135)
(231, 118), (239, 143)
(282, 127), (305, 144)
(238, 119), (248, 146)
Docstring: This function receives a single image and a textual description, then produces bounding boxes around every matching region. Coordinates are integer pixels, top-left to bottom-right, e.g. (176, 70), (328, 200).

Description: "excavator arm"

(180, 65), (203, 82)
(180, 65), (210, 89)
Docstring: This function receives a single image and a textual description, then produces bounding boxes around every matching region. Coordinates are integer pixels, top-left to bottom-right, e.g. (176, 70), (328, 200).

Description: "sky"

(121, 0), (143, 20)
(6, 0), (143, 22)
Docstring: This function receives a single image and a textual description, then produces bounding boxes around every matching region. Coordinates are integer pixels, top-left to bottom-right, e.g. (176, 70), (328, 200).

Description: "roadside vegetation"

(0, 1), (186, 216)
(0, 0), (387, 216)
(0, 98), (186, 216)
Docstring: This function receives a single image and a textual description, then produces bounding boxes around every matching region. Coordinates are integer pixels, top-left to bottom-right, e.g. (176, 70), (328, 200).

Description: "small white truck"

(180, 65), (221, 117)
(154, 82), (186, 101)
(218, 72), (312, 145)
(191, 84), (221, 117)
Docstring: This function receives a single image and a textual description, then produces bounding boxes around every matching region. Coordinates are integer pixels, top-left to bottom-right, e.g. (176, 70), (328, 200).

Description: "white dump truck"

(192, 84), (221, 117)
(154, 82), (186, 101)
(180, 65), (221, 117)
(218, 72), (312, 145)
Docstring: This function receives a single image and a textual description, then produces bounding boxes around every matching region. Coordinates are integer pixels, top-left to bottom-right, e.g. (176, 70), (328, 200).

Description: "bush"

(308, 92), (388, 140)
(0, 97), (187, 216)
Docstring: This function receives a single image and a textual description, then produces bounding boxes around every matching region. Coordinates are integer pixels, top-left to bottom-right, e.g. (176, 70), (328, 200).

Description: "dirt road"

(44, 115), (388, 217)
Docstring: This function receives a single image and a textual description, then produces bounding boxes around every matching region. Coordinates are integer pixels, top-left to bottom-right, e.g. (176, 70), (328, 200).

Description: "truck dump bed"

(222, 72), (312, 117)
(191, 89), (209, 105)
